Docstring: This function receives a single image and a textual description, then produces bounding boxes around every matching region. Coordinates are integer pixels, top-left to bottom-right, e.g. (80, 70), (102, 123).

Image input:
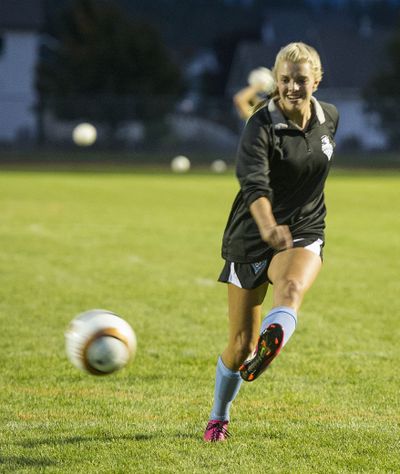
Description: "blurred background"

(1, 0), (400, 168)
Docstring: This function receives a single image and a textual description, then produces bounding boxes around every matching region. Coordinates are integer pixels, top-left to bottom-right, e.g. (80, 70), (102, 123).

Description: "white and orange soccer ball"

(65, 309), (136, 375)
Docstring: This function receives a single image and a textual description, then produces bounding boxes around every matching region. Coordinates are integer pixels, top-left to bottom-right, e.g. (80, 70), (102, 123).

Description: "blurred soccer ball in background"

(211, 159), (227, 173)
(171, 155), (191, 173)
(65, 309), (136, 375)
(72, 123), (97, 146)
(248, 67), (275, 94)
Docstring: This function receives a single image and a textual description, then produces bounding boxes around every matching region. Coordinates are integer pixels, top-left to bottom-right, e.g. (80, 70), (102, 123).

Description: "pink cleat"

(203, 420), (230, 442)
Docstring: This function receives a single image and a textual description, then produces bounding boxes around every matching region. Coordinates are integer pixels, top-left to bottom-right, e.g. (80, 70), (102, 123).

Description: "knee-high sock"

(210, 356), (242, 421)
(261, 306), (297, 347)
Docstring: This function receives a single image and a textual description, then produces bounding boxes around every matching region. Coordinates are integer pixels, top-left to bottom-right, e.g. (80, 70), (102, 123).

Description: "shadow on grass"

(19, 431), (199, 448)
(20, 433), (154, 448)
(0, 455), (57, 468)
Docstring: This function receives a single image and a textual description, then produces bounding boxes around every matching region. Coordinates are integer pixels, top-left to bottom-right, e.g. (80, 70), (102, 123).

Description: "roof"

(227, 8), (392, 93)
(0, 0), (44, 30)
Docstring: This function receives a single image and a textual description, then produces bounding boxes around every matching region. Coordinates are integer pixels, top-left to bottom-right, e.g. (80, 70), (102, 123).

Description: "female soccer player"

(204, 42), (339, 442)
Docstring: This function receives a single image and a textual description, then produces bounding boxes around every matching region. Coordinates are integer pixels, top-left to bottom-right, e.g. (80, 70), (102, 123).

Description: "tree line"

(37, 0), (400, 148)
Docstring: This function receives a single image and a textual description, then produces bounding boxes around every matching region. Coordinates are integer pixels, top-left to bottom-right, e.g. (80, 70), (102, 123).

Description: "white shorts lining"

(304, 238), (323, 257)
(227, 262), (242, 288)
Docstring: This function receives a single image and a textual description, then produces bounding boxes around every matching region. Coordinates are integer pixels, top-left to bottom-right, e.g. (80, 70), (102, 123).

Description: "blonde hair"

(272, 42), (323, 93)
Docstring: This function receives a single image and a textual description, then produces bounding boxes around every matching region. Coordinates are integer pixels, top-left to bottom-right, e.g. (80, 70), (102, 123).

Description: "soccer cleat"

(239, 323), (284, 382)
(203, 420), (230, 442)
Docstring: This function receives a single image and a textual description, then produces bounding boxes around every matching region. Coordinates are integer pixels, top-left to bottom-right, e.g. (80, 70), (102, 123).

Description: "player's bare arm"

(233, 85), (260, 120)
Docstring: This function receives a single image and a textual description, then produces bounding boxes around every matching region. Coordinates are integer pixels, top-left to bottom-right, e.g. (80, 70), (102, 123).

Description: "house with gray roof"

(0, 0), (44, 142)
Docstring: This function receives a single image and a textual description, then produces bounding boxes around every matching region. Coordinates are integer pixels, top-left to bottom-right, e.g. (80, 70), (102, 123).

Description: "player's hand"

(262, 225), (293, 251)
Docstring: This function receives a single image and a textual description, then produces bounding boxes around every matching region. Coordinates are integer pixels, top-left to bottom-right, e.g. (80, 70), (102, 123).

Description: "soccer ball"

(210, 159), (227, 173)
(248, 67), (275, 94)
(72, 122), (97, 146)
(171, 155), (191, 173)
(65, 309), (136, 375)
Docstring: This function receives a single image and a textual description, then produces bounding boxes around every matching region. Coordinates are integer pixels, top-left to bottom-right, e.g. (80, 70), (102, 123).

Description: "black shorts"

(218, 237), (324, 290)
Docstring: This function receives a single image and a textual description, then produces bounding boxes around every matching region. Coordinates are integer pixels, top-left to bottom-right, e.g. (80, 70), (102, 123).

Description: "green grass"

(0, 169), (399, 473)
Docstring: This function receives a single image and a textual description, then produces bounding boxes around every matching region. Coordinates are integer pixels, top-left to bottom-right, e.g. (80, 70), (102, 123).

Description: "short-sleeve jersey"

(221, 97), (339, 263)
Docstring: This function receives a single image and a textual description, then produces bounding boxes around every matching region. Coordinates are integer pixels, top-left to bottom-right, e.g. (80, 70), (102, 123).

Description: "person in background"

(204, 42), (339, 442)
(233, 67), (275, 121)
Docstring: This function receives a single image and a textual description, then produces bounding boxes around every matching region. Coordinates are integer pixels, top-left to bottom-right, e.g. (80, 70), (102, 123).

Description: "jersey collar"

(267, 96), (326, 130)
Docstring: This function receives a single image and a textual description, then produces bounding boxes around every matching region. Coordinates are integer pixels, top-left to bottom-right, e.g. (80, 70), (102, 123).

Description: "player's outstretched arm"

(249, 197), (292, 250)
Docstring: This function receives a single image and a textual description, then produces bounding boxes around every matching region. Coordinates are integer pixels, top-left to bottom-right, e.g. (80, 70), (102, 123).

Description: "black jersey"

(222, 97), (339, 263)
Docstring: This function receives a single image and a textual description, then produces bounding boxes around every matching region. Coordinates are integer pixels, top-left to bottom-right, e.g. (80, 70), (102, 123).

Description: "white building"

(0, 0), (43, 142)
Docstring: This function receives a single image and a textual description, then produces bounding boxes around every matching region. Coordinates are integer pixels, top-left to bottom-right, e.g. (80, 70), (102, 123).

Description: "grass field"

(0, 168), (399, 473)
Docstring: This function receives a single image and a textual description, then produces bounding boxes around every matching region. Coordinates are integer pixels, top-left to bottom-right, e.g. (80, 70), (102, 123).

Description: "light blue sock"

(261, 306), (297, 347)
(210, 356), (242, 421)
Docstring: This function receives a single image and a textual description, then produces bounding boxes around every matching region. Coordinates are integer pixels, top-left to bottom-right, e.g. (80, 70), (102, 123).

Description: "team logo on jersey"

(321, 135), (334, 160)
(251, 260), (267, 275)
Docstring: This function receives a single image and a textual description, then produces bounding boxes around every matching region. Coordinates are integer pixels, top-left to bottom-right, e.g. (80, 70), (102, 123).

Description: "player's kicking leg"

(240, 247), (322, 382)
